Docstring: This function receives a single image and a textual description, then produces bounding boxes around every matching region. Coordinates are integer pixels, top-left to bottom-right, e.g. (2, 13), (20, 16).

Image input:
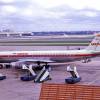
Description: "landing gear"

(5, 64), (12, 69)
(0, 64), (12, 69)
(82, 58), (91, 63)
(0, 64), (3, 69)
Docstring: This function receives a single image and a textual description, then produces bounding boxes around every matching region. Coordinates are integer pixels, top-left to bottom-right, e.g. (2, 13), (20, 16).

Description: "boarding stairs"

(21, 64), (51, 82)
(65, 65), (81, 84)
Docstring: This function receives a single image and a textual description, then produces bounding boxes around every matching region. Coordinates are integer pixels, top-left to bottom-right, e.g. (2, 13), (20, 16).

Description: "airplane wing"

(11, 58), (55, 68)
(18, 58), (54, 63)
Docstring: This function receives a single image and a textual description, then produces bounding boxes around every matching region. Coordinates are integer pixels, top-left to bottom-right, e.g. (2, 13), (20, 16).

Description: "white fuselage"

(0, 49), (99, 63)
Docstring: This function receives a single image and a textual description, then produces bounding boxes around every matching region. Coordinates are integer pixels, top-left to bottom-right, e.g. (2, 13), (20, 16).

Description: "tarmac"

(0, 57), (100, 100)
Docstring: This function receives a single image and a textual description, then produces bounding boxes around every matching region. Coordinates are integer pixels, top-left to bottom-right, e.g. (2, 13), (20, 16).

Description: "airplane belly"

(0, 57), (31, 63)
(0, 55), (83, 63)
(50, 56), (82, 62)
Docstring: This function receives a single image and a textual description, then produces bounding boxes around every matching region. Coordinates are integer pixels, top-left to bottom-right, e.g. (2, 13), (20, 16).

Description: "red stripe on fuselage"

(0, 53), (99, 58)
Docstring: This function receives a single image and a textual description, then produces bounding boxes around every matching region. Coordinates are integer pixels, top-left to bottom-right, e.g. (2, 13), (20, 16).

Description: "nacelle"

(11, 62), (22, 69)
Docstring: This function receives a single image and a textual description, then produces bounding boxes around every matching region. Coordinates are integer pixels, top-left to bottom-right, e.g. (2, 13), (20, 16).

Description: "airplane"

(0, 34), (99, 69)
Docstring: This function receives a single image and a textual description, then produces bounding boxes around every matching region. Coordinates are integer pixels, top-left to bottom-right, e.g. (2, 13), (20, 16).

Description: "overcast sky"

(0, 0), (100, 31)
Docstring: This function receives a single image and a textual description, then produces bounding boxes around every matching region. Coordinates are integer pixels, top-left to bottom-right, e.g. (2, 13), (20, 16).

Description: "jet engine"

(10, 62), (23, 69)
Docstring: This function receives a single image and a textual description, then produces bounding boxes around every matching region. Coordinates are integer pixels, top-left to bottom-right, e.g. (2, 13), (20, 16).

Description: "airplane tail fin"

(86, 34), (100, 51)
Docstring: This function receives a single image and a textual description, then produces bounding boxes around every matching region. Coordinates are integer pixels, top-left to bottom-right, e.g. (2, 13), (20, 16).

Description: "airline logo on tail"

(86, 33), (100, 51)
(91, 34), (100, 46)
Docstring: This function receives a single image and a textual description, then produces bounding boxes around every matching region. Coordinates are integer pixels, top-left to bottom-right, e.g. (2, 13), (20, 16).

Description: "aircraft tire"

(0, 64), (3, 69)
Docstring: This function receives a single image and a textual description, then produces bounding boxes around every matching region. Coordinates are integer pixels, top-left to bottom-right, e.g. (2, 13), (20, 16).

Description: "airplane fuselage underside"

(0, 55), (91, 63)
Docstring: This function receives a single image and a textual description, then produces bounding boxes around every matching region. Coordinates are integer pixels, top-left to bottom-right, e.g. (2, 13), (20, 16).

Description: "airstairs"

(34, 66), (51, 83)
(20, 64), (36, 81)
(65, 65), (81, 84)
(20, 64), (51, 82)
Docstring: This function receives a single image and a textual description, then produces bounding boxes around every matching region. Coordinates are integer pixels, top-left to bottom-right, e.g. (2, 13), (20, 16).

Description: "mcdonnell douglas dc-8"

(0, 34), (100, 69)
